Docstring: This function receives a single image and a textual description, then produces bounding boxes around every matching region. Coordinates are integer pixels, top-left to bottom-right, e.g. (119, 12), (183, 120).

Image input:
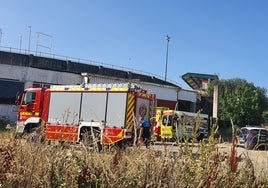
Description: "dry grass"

(0, 130), (268, 188)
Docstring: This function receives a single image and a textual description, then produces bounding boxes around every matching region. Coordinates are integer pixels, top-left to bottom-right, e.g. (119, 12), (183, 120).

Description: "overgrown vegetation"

(0, 129), (267, 188)
(208, 78), (268, 126)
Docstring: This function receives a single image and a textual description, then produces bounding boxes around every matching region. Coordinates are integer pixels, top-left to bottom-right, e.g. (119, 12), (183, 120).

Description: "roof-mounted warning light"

(81, 72), (91, 85)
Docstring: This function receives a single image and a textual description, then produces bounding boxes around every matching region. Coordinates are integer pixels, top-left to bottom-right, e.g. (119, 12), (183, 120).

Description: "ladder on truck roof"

(49, 83), (142, 92)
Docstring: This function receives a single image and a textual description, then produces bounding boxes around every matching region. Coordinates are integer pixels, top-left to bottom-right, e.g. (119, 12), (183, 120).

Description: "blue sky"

(1, 0), (268, 90)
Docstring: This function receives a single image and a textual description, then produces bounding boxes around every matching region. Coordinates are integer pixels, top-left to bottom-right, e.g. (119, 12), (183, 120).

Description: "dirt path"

(149, 142), (268, 177)
(218, 143), (268, 177)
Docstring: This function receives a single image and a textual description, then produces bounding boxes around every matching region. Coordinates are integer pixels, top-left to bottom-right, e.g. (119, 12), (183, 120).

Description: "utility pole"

(19, 35), (22, 53)
(164, 34), (170, 81)
(28, 26), (31, 53)
(0, 28), (2, 46)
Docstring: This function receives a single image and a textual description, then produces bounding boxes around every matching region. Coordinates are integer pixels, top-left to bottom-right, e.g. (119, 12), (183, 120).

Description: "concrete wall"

(0, 63), (82, 86)
(0, 104), (19, 125)
(0, 51), (171, 86)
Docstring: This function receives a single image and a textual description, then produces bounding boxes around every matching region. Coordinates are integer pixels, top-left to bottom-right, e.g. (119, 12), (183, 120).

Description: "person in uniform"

(138, 119), (152, 147)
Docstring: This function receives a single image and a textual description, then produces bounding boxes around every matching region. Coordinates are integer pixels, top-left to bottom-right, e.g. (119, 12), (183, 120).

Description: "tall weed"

(0, 131), (267, 187)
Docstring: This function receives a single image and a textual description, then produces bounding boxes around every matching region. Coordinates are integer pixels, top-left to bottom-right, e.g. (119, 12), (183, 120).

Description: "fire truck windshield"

(22, 92), (36, 105)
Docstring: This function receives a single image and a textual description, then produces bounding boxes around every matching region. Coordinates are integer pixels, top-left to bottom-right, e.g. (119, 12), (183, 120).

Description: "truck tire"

(27, 127), (44, 143)
(80, 127), (102, 151)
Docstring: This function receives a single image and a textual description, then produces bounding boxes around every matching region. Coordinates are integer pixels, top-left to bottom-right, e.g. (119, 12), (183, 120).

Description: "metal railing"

(0, 45), (181, 87)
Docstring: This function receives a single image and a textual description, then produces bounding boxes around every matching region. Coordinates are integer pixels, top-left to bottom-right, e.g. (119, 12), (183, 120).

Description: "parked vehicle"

(153, 110), (209, 142)
(235, 126), (268, 150)
(152, 106), (169, 141)
(15, 74), (156, 148)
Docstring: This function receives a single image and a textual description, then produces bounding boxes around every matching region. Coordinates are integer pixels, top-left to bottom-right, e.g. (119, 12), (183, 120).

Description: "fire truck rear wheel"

(80, 128), (102, 151)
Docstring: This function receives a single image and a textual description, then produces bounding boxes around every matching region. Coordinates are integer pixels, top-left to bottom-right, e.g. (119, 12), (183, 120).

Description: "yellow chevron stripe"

(126, 94), (135, 129)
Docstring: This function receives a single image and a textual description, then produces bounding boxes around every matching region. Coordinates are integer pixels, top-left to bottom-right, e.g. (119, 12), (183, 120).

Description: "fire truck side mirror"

(15, 92), (22, 105)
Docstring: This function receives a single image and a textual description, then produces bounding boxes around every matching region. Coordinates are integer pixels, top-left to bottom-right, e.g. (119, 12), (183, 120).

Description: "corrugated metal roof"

(182, 72), (219, 90)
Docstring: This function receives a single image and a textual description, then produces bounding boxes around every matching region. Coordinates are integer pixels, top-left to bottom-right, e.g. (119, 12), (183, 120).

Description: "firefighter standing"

(138, 119), (152, 147)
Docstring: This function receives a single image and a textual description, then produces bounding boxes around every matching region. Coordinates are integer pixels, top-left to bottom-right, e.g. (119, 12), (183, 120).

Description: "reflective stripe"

(50, 83), (131, 91)
(126, 94), (135, 129)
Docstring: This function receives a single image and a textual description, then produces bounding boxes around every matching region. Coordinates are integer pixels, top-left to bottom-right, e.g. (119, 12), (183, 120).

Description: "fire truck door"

(106, 93), (127, 127)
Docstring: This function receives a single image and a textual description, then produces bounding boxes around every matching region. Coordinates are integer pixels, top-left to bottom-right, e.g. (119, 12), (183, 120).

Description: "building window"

(0, 79), (24, 104)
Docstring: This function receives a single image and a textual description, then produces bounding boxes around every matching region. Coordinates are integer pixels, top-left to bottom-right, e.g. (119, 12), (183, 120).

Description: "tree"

(208, 78), (268, 126)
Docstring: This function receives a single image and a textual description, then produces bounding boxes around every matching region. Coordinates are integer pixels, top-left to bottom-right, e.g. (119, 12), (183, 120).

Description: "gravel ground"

(218, 143), (268, 177)
(149, 142), (268, 178)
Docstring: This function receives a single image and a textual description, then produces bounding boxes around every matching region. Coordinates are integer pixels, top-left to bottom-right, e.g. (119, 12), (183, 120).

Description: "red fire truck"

(15, 80), (155, 147)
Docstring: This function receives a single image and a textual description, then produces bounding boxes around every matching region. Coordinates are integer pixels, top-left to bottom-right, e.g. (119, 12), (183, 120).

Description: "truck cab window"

(162, 116), (172, 126)
(23, 92), (36, 105)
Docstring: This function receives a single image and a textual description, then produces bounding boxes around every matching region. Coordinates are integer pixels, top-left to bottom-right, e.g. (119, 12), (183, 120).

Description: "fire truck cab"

(16, 87), (45, 133)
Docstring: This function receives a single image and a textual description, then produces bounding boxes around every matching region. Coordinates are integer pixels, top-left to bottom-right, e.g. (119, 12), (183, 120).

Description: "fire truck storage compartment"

(81, 92), (127, 128)
(105, 93), (127, 128)
(47, 91), (128, 128)
(80, 92), (107, 123)
(47, 92), (81, 125)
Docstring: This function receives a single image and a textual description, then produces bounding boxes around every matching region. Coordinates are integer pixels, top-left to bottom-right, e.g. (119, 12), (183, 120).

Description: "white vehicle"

(235, 126), (268, 150)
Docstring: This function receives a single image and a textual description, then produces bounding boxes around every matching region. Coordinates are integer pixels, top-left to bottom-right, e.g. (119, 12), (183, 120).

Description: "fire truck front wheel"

(27, 126), (45, 143)
(24, 123), (39, 133)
